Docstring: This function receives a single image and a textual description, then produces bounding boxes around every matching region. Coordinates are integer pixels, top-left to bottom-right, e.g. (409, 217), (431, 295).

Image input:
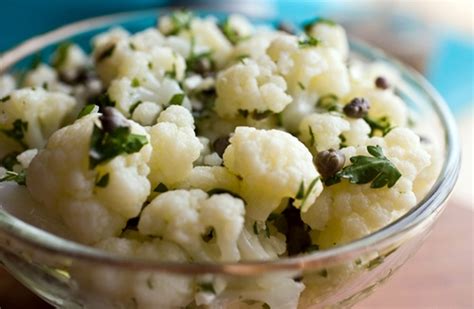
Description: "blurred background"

(0, 0), (472, 308)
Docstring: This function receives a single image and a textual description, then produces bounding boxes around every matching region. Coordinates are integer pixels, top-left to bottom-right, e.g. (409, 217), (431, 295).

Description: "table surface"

(0, 198), (473, 308)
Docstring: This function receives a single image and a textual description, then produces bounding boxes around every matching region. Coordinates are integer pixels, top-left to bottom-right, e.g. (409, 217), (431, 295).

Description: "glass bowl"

(0, 9), (461, 309)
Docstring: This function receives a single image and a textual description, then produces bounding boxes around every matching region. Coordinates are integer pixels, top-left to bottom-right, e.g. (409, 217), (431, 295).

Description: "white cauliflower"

(301, 128), (431, 248)
(108, 76), (189, 125)
(306, 20), (349, 60)
(52, 43), (89, 78)
(72, 237), (194, 309)
(138, 189), (245, 262)
(231, 31), (280, 62)
(148, 105), (202, 188)
(16, 149), (38, 169)
(0, 74), (16, 98)
(215, 56), (292, 118)
(26, 113), (152, 244)
(267, 35), (350, 96)
(176, 166), (241, 195)
(23, 64), (72, 94)
(0, 87), (77, 149)
(237, 221), (287, 261)
(299, 113), (350, 151)
(279, 90), (318, 133)
(223, 127), (323, 220)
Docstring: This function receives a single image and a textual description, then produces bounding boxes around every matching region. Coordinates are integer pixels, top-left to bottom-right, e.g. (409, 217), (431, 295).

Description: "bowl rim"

(0, 9), (461, 275)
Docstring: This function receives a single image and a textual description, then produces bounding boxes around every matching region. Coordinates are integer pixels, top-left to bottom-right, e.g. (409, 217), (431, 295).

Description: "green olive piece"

(315, 149), (346, 179)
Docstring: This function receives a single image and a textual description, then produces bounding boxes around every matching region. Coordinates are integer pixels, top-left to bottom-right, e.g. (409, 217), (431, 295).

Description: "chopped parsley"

(129, 42), (136, 50)
(298, 36), (321, 48)
(201, 226), (216, 242)
(167, 10), (193, 35)
(168, 93), (185, 105)
(1, 119), (28, 148)
(297, 81), (306, 90)
(186, 49), (215, 75)
(317, 94), (340, 112)
(154, 183), (168, 193)
(237, 109), (273, 120)
(197, 282), (215, 294)
(364, 116), (394, 136)
(324, 145), (402, 189)
(220, 19), (248, 45)
(308, 126), (315, 147)
(89, 123), (148, 169)
(129, 101), (143, 115)
(131, 78), (140, 88)
(0, 170), (26, 186)
(77, 104), (96, 119)
(295, 177), (320, 207)
(53, 42), (72, 69)
(164, 63), (177, 79)
(235, 54), (250, 64)
(96, 44), (116, 62)
(303, 17), (337, 33)
(339, 133), (347, 148)
(95, 173), (110, 188)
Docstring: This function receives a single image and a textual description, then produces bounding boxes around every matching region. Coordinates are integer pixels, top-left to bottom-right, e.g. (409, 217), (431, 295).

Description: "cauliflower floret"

(138, 189), (245, 262)
(26, 114), (152, 244)
(128, 28), (165, 52)
(0, 74), (16, 98)
(267, 35), (350, 96)
(0, 88), (77, 149)
(223, 127), (322, 220)
(306, 21), (349, 60)
(215, 56), (292, 118)
(237, 221), (286, 261)
(108, 77), (189, 125)
(226, 14), (255, 39)
(299, 113), (350, 151)
(302, 128), (431, 248)
(22, 64), (72, 94)
(279, 90), (318, 133)
(176, 166), (241, 196)
(52, 43), (89, 79)
(148, 105), (202, 188)
(342, 118), (371, 148)
(16, 149), (38, 169)
(231, 31), (280, 62)
(72, 237), (194, 309)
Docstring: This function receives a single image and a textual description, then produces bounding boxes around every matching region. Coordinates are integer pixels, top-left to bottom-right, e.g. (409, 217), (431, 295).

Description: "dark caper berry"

(375, 76), (390, 90)
(277, 22), (295, 34)
(315, 149), (346, 179)
(343, 97), (370, 118)
(213, 135), (231, 157)
(99, 107), (129, 133)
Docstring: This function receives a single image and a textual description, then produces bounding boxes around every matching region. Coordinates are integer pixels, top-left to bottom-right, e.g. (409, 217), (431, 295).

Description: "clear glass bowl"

(0, 9), (461, 309)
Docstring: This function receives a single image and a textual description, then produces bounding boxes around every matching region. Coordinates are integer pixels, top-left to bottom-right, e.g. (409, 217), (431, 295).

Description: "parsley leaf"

(167, 10), (193, 35)
(168, 93), (185, 105)
(298, 36), (321, 48)
(0, 170), (26, 186)
(235, 54), (250, 64)
(317, 94), (341, 112)
(326, 145), (401, 188)
(0, 95), (11, 102)
(131, 78), (140, 88)
(53, 42), (72, 69)
(1, 119), (28, 149)
(308, 126), (315, 147)
(297, 81), (306, 90)
(77, 104), (96, 119)
(364, 116), (394, 136)
(89, 125), (148, 169)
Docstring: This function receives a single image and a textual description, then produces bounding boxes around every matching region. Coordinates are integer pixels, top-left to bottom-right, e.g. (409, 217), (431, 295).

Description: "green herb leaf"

(364, 116), (393, 137)
(131, 78), (140, 88)
(0, 170), (26, 186)
(197, 282), (215, 294)
(53, 42), (72, 69)
(298, 36), (321, 48)
(89, 124), (148, 169)
(167, 10), (193, 35)
(96, 44), (116, 62)
(168, 93), (185, 105)
(129, 101), (143, 115)
(326, 145), (401, 188)
(235, 54), (250, 64)
(300, 177), (320, 206)
(297, 81), (306, 90)
(308, 126), (315, 147)
(317, 94), (340, 112)
(154, 183), (168, 193)
(164, 63), (177, 79)
(88, 93), (115, 109)
(1, 95), (11, 103)
(1, 119), (28, 148)
(95, 173), (110, 188)
(295, 181), (305, 200)
(77, 104), (96, 119)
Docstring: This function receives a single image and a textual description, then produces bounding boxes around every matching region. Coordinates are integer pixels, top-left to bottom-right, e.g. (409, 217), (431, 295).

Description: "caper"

(99, 107), (129, 133)
(315, 149), (346, 179)
(343, 97), (370, 118)
(375, 76), (390, 90)
(213, 135), (231, 157)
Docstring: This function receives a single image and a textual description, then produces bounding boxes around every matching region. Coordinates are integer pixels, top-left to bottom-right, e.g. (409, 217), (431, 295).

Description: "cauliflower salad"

(0, 11), (440, 309)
